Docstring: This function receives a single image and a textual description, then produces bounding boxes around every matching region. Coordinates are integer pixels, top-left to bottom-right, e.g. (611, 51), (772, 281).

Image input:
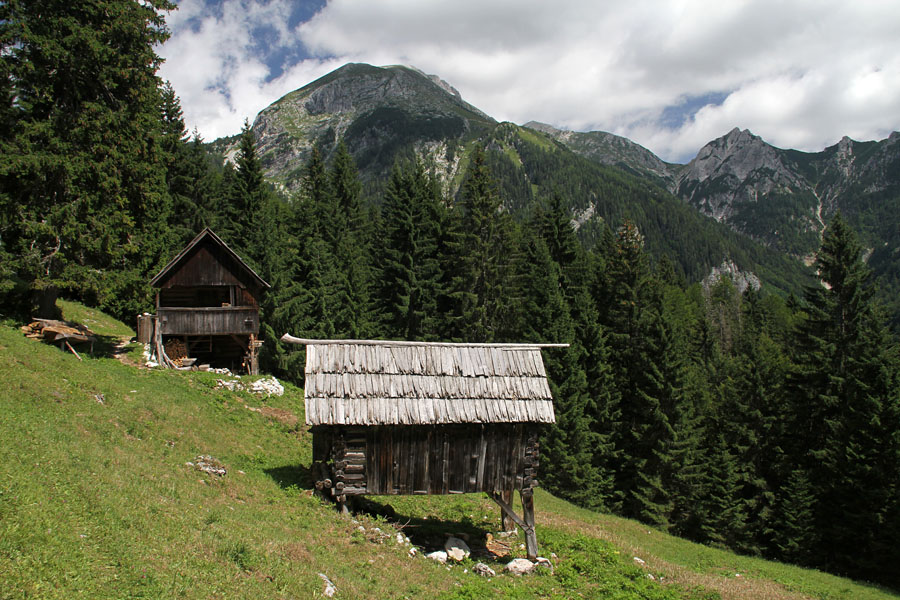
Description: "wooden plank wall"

(314, 424), (541, 497)
(158, 307), (259, 335)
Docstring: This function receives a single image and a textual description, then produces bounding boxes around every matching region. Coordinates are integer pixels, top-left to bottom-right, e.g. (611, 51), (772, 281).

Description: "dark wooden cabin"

(143, 228), (270, 373)
(281, 336), (563, 558)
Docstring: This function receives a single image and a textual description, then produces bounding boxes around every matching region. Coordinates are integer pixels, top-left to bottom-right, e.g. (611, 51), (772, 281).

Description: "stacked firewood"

(164, 339), (188, 364)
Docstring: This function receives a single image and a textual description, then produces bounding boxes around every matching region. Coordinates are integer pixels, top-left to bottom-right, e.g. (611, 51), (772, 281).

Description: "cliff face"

(671, 128), (900, 257)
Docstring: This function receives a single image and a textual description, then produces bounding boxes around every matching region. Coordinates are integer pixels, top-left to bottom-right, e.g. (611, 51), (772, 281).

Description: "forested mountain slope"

(218, 63), (813, 295)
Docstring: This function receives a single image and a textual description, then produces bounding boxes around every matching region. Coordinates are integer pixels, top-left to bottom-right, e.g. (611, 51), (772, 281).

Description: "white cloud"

(159, 0), (900, 161)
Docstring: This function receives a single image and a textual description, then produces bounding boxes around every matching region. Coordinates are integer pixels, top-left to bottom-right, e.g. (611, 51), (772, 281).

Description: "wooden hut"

(280, 335), (564, 558)
(142, 228), (270, 373)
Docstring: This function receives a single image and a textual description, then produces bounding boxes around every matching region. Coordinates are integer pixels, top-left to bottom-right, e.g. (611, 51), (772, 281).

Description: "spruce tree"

(443, 147), (516, 342)
(0, 0), (176, 319)
(328, 141), (376, 338)
(786, 213), (900, 580)
(377, 160), (445, 340)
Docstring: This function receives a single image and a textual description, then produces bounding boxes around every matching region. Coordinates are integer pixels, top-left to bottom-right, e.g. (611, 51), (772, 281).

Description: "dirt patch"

(259, 406), (298, 427)
(245, 404), (299, 427)
(113, 336), (144, 367)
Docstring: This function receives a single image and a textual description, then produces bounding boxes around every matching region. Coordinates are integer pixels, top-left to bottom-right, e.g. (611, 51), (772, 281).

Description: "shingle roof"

(283, 337), (561, 426)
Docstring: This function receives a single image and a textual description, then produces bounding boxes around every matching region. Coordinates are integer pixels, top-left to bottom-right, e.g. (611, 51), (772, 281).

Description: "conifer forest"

(2, 0), (899, 590)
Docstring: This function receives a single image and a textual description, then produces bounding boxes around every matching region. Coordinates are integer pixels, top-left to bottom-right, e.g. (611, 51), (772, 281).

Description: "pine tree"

(328, 141), (376, 338)
(377, 160), (446, 339)
(786, 213), (900, 579)
(531, 197), (619, 508)
(0, 0), (176, 319)
(443, 147), (516, 342)
(599, 221), (695, 528)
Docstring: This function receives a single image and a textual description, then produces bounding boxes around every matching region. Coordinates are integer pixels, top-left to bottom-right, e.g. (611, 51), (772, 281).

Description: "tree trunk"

(34, 286), (60, 319)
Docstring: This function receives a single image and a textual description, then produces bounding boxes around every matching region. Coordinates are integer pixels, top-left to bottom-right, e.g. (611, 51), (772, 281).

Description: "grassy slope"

(0, 305), (897, 600)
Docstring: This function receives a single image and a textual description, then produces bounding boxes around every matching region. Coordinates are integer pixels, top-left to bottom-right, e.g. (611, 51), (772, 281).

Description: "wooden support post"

(501, 489), (516, 531)
(488, 492), (528, 531)
(521, 488), (538, 560)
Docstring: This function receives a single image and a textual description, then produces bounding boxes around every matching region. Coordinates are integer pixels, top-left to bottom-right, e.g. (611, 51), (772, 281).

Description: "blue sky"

(158, 0), (900, 163)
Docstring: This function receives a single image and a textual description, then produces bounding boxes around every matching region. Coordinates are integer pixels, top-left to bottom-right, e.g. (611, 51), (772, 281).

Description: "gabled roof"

(149, 228), (270, 289)
(287, 338), (561, 426)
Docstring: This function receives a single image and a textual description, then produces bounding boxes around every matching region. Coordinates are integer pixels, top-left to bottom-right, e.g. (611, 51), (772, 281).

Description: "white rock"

(504, 558), (535, 576)
(248, 376), (284, 396)
(318, 573), (336, 597)
(444, 536), (471, 561)
(408, 547), (418, 557)
(426, 550), (448, 564)
(473, 562), (496, 577)
(633, 556), (646, 566)
(535, 557), (553, 571)
(396, 533), (406, 545)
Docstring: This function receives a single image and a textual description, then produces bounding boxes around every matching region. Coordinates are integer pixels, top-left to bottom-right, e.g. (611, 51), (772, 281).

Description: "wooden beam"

(521, 489), (538, 560)
(488, 492), (529, 532)
(280, 334), (569, 349)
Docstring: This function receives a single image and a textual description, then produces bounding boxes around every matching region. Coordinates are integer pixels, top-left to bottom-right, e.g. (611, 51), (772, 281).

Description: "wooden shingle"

(284, 338), (561, 426)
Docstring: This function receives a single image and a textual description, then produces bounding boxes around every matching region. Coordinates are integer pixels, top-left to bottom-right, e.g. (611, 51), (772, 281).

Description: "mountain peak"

(249, 62), (494, 188)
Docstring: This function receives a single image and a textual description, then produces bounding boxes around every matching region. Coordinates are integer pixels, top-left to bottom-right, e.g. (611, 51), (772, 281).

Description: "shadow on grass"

(264, 464), (314, 490)
(347, 496), (515, 561)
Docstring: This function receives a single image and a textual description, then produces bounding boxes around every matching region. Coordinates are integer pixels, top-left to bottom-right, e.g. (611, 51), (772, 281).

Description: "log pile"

(21, 319), (95, 344)
(21, 318), (96, 360)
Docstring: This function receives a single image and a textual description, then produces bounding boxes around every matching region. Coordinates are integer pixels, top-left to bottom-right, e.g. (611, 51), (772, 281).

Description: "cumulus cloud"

(159, 0), (900, 161)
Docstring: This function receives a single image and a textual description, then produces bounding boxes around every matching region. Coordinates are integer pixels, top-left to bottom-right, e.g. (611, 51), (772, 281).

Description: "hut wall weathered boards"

(143, 229), (270, 373)
(281, 336), (565, 558)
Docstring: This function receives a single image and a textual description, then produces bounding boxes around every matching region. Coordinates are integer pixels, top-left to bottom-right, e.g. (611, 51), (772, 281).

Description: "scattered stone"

(535, 557), (553, 572)
(190, 455), (226, 477)
(504, 558), (535, 576)
(633, 556), (646, 566)
(426, 550), (448, 564)
(647, 573), (656, 580)
(248, 376), (284, 396)
(408, 547), (418, 557)
(318, 573), (336, 597)
(357, 526), (366, 534)
(395, 533), (406, 545)
(497, 530), (517, 539)
(550, 552), (558, 560)
(444, 536), (471, 561)
(94, 393), (104, 404)
(215, 378), (241, 392)
(473, 562), (495, 577)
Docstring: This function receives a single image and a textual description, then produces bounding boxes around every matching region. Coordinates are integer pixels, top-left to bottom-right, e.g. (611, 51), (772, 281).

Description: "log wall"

(312, 424), (540, 497)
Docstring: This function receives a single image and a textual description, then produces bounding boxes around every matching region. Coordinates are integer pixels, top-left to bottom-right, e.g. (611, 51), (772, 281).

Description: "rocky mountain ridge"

(228, 62), (899, 306)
